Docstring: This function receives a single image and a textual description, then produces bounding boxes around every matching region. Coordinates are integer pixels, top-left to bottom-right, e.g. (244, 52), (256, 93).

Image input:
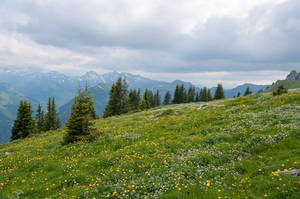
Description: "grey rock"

(286, 70), (298, 81)
(5, 152), (11, 155)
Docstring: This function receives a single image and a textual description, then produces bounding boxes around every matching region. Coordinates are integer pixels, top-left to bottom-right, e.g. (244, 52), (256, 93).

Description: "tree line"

(11, 77), (236, 144)
(103, 78), (162, 118)
(11, 97), (61, 140)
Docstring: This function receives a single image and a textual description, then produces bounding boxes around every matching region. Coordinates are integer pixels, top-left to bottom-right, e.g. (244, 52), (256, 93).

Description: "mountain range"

(0, 68), (271, 143)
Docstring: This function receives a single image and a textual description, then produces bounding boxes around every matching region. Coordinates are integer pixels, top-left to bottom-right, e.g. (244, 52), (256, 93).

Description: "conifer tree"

(200, 87), (208, 102)
(243, 87), (252, 96)
(63, 86), (97, 144)
(180, 84), (187, 103)
(120, 78), (129, 113)
(45, 97), (60, 131)
(11, 100), (36, 140)
(172, 85), (180, 104)
(103, 83), (116, 117)
(214, 84), (225, 100)
(137, 88), (141, 103)
(103, 77), (129, 117)
(36, 104), (45, 132)
(45, 97), (52, 130)
(153, 90), (161, 106)
(148, 90), (155, 107)
(195, 91), (200, 102)
(51, 97), (60, 129)
(128, 89), (140, 111)
(187, 86), (195, 102)
(207, 89), (212, 101)
(139, 89), (150, 110)
(163, 91), (171, 105)
(237, 91), (241, 97)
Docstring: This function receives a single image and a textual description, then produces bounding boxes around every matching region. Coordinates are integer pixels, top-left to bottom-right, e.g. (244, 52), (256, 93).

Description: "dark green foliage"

(163, 91), (172, 105)
(214, 84), (225, 100)
(103, 78), (129, 117)
(148, 90), (155, 107)
(104, 78), (162, 116)
(11, 100), (37, 140)
(45, 97), (60, 131)
(187, 86), (196, 102)
(63, 86), (97, 144)
(195, 92), (199, 102)
(128, 89), (141, 111)
(173, 84), (187, 104)
(139, 89), (151, 110)
(120, 78), (129, 113)
(243, 87), (252, 96)
(237, 91), (241, 97)
(199, 87), (208, 102)
(273, 85), (288, 96)
(181, 85), (187, 103)
(207, 89), (212, 101)
(172, 85), (180, 104)
(153, 90), (161, 106)
(36, 104), (45, 132)
(199, 87), (212, 102)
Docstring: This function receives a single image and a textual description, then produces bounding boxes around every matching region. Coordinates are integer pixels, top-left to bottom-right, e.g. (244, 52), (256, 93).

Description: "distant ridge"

(265, 70), (300, 92)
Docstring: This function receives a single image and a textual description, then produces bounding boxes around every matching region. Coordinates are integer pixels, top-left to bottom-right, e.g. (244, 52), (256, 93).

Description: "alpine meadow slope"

(0, 89), (300, 198)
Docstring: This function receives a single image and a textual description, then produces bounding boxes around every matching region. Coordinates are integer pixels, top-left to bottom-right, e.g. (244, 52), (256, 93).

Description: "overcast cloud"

(0, 0), (299, 87)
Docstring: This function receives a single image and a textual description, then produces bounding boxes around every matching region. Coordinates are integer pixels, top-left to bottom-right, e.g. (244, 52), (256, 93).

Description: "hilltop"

(1, 89), (300, 198)
(265, 70), (300, 93)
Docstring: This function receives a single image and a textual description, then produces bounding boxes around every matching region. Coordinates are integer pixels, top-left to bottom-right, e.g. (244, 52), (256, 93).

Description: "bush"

(273, 85), (288, 96)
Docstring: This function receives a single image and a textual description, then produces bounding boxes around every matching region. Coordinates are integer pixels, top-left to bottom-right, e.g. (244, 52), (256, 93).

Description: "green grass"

(265, 80), (300, 92)
(0, 90), (300, 198)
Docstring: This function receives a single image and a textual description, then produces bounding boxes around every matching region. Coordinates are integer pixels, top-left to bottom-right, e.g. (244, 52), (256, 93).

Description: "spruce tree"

(207, 89), (212, 101)
(63, 86), (97, 144)
(200, 87), (208, 102)
(179, 84), (187, 103)
(163, 91), (171, 105)
(120, 78), (129, 113)
(214, 84), (225, 100)
(243, 87), (252, 96)
(51, 97), (60, 129)
(172, 85), (180, 104)
(45, 97), (60, 131)
(36, 104), (45, 132)
(11, 100), (36, 140)
(103, 83), (117, 118)
(103, 77), (129, 117)
(187, 86), (195, 102)
(153, 90), (161, 106)
(148, 90), (155, 107)
(128, 89), (140, 111)
(45, 97), (52, 130)
(139, 89), (150, 110)
(195, 92), (199, 102)
(237, 91), (241, 97)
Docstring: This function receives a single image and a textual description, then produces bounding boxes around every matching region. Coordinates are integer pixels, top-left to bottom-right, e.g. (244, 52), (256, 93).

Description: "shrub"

(273, 85), (288, 96)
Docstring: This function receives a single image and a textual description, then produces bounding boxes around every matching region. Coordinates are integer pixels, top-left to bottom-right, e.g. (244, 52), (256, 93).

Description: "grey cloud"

(0, 0), (300, 73)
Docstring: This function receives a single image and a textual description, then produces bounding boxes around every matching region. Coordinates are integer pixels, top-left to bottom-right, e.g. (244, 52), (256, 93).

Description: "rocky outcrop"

(286, 70), (300, 81)
(296, 72), (300, 80)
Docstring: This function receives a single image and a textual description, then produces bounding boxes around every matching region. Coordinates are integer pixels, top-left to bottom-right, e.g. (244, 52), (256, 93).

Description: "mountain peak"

(286, 70), (300, 81)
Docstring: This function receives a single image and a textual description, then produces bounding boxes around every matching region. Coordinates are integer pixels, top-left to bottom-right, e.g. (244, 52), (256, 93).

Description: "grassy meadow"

(0, 90), (300, 198)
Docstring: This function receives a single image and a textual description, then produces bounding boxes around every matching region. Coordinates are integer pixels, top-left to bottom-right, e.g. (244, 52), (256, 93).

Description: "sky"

(0, 0), (299, 88)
